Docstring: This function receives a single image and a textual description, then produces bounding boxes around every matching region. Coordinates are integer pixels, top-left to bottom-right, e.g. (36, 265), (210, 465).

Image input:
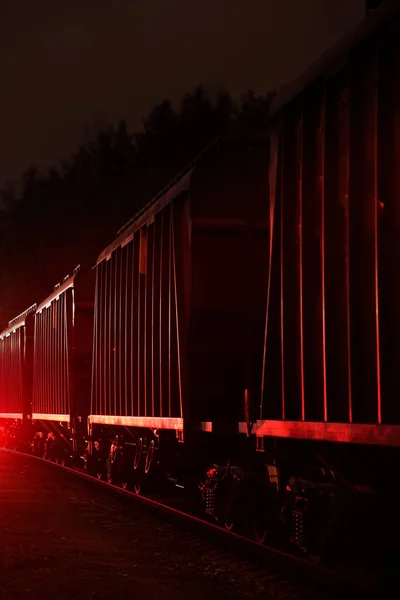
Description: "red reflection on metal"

(91, 193), (185, 427)
(297, 108), (305, 422)
(373, 48), (382, 424)
(340, 85), (353, 423)
(244, 388), (250, 437)
(254, 419), (400, 446)
(32, 413), (70, 423)
(280, 117), (286, 420)
(320, 87), (328, 422)
(33, 282), (72, 419)
(88, 414), (184, 431)
(171, 204), (184, 422)
(200, 421), (213, 432)
(260, 128), (279, 416)
(0, 305), (35, 420)
(0, 413), (23, 419)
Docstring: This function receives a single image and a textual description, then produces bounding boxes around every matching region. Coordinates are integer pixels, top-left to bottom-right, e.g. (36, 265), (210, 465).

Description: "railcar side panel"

(91, 197), (188, 424)
(261, 11), (400, 444)
(189, 224), (267, 426)
(376, 21), (400, 425)
(73, 271), (95, 421)
(188, 144), (268, 428)
(32, 269), (94, 423)
(0, 308), (35, 420)
(0, 327), (24, 418)
(33, 286), (73, 421)
(91, 144), (269, 431)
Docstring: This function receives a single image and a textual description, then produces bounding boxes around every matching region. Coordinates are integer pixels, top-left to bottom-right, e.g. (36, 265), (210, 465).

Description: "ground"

(0, 451), (335, 599)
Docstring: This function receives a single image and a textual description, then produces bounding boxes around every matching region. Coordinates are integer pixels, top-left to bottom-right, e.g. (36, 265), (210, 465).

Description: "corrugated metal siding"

(33, 289), (72, 417)
(91, 199), (187, 421)
(261, 17), (400, 428)
(0, 327), (24, 416)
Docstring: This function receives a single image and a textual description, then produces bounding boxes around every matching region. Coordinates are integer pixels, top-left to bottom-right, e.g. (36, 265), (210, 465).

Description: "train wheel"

(219, 464), (240, 533)
(224, 520), (234, 532)
(144, 440), (155, 474)
(223, 496), (238, 533)
(134, 438), (143, 470)
(253, 520), (268, 545)
(251, 499), (269, 545)
(302, 528), (329, 565)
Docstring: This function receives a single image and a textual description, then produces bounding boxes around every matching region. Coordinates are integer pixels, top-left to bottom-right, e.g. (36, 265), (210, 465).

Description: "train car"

(32, 265), (95, 461)
(88, 138), (269, 488)
(0, 305), (36, 449)
(3, 2), (400, 575)
(248, 0), (400, 563)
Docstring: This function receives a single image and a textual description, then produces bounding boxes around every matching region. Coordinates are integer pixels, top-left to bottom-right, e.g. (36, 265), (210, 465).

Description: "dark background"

(0, 0), (364, 190)
(0, 0), (366, 323)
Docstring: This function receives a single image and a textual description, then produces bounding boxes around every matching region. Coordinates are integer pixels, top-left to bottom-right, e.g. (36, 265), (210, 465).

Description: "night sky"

(0, 0), (364, 189)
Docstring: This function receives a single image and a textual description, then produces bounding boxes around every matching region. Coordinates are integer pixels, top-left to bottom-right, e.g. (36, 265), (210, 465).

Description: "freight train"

(1, 0), (400, 572)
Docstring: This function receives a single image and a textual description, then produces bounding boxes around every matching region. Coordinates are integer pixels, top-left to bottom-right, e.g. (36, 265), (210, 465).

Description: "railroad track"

(0, 447), (385, 599)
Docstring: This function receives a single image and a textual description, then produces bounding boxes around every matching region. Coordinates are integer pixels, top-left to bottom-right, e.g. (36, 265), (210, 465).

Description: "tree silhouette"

(0, 86), (274, 323)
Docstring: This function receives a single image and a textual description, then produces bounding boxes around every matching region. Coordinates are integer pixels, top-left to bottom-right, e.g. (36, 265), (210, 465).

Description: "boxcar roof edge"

(96, 167), (194, 265)
(116, 138), (219, 236)
(95, 137), (223, 266)
(36, 275), (76, 313)
(269, 0), (400, 117)
(0, 304), (37, 339)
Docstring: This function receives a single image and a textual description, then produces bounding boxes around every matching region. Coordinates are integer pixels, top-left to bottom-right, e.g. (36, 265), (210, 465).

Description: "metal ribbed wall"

(91, 200), (185, 420)
(33, 290), (72, 418)
(0, 327), (24, 415)
(261, 20), (400, 428)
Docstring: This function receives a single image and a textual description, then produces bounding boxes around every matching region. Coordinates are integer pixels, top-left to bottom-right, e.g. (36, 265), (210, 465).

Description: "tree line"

(0, 86), (273, 323)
